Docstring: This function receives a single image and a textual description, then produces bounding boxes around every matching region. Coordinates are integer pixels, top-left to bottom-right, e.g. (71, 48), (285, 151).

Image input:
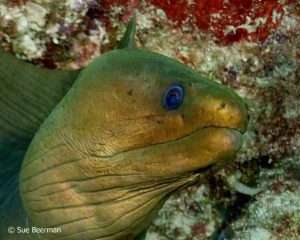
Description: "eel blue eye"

(162, 84), (184, 110)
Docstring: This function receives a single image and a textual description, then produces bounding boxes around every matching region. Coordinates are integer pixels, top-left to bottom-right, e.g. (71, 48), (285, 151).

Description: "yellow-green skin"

(20, 49), (248, 240)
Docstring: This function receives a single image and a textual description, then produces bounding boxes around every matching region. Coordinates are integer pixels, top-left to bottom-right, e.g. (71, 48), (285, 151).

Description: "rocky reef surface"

(0, 1), (299, 239)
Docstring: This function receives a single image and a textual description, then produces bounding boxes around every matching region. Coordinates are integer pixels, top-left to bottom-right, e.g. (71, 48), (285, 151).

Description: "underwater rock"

(228, 157), (300, 240)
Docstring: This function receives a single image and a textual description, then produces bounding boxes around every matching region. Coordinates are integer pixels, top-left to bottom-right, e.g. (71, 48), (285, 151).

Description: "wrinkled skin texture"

(20, 49), (248, 240)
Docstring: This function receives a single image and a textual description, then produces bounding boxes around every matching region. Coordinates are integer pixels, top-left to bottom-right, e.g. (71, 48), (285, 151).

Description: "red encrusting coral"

(82, 0), (296, 45)
(147, 0), (295, 44)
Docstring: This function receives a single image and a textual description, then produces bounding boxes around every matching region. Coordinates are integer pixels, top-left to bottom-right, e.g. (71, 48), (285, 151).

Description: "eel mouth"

(100, 124), (245, 164)
(156, 124), (244, 156)
(165, 125), (244, 177)
(109, 125), (245, 179)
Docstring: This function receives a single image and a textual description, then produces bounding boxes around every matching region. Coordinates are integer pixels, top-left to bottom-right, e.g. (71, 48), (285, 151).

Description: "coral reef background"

(0, 1), (299, 239)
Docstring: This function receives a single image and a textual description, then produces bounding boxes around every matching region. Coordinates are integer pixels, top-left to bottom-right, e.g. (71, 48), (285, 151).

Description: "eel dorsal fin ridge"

(116, 14), (137, 49)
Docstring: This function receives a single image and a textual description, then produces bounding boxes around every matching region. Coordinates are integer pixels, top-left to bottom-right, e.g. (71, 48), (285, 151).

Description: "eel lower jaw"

(201, 126), (244, 172)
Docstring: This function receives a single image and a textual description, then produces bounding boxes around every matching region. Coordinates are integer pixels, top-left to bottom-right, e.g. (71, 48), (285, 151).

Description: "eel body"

(0, 17), (248, 240)
(0, 49), (81, 149)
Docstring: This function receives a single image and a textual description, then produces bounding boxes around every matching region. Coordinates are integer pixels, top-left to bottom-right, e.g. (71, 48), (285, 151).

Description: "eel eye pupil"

(163, 84), (184, 110)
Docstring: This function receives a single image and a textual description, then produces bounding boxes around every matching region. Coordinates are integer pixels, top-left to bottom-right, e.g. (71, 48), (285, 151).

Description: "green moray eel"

(0, 17), (248, 240)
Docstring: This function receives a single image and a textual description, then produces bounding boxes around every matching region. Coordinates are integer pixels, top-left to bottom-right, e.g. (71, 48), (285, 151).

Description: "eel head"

(20, 49), (248, 240)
